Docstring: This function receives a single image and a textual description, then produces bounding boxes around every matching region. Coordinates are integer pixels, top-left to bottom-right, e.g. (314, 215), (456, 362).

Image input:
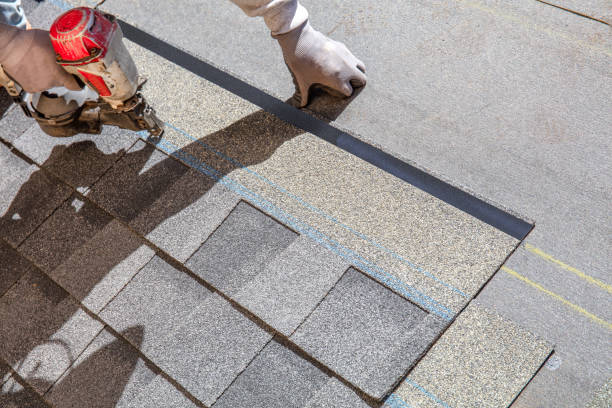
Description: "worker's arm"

(230, 0), (366, 107)
(0, 23), (79, 93)
(0, 0), (28, 29)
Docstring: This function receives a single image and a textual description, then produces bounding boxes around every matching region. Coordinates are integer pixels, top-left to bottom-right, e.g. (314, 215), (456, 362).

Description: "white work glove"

(274, 21), (366, 107)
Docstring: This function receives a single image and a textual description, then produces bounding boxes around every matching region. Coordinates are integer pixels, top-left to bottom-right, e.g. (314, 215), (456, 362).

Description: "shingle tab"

(46, 329), (154, 408)
(88, 140), (189, 225)
(152, 292), (272, 406)
(47, 219), (155, 313)
(234, 235), (349, 335)
(0, 240), (34, 298)
(0, 376), (50, 408)
(0, 144), (71, 247)
(186, 201), (297, 295)
(213, 340), (369, 408)
(0, 360), (10, 386)
(19, 194), (114, 273)
(0, 270), (103, 394)
(291, 268), (447, 400)
(12, 123), (139, 189)
(0, 105), (35, 144)
(46, 328), (197, 408)
(100, 256), (212, 354)
(132, 169), (241, 262)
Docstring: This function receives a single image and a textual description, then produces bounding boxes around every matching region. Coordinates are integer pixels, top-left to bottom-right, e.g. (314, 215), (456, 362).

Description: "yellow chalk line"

(502, 266), (612, 330)
(455, 0), (612, 58)
(524, 243), (612, 294)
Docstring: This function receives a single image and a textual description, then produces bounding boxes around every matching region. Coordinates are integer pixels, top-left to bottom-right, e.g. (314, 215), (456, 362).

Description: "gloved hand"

(274, 21), (366, 107)
(0, 25), (80, 93)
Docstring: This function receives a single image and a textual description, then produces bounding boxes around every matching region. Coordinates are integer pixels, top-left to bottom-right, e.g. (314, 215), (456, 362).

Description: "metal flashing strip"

(116, 20), (533, 241)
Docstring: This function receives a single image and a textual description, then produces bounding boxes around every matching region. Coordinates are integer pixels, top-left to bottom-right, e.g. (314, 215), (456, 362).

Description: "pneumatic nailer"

(0, 6), (163, 138)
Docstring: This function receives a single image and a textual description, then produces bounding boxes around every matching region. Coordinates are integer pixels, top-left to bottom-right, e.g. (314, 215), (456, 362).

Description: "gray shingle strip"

(12, 122), (140, 189)
(88, 140), (190, 226)
(0, 360), (10, 386)
(45, 328), (198, 408)
(291, 268), (447, 401)
(303, 378), (372, 408)
(101, 254), (273, 406)
(0, 269), (103, 395)
(149, 292), (272, 407)
(233, 234), (350, 336)
(0, 240), (34, 298)
(117, 374), (199, 408)
(391, 303), (552, 408)
(0, 105), (36, 145)
(131, 168), (241, 262)
(213, 339), (370, 408)
(185, 201), (298, 296)
(0, 144), (71, 247)
(19, 193), (114, 274)
(99, 255), (213, 355)
(1, 375), (51, 408)
(47, 219), (155, 313)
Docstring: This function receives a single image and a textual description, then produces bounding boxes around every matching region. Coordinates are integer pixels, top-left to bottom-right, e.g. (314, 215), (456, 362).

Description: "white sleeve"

(0, 0), (27, 29)
(229, 0), (308, 35)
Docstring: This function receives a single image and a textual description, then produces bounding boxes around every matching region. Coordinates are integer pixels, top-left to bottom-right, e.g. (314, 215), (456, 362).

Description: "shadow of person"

(0, 327), (145, 408)
(0, 90), (360, 404)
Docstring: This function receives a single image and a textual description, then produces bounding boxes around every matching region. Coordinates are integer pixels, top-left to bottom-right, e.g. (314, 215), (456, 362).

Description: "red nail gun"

(3, 6), (164, 138)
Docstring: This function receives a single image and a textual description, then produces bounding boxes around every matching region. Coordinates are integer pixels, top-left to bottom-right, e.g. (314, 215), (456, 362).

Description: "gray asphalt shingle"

(153, 292), (272, 406)
(0, 144), (71, 247)
(0, 105), (35, 144)
(19, 194), (113, 273)
(186, 201), (298, 295)
(12, 123), (139, 189)
(0, 376), (50, 408)
(213, 340), (369, 408)
(101, 255), (273, 405)
(0, 360), (10, 386)
(45, 219), (155, 313)
(100, 255), (212, 354)
(88, 140), (189, 226)
(133, 170), (241, 262)
(117, 375), (199, 408)
(46, 328), (197, 408)
(0, 270), (103, 394)
(291, 268), (447, 400)
(233, 235), (349, 335)
(0, 240), (34, 298)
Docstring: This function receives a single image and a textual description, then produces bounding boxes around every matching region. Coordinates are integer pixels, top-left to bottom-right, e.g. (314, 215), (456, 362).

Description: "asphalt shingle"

(0, 105), (35, 144)
(186, 201), (298, 295)
(291, 268), (447, 400)
(19, 194), (113, 274)
(153, 292), (272, 406)
(0, 376), (50, 408)
(392, 302), (552, 408)
(117, 375), (199, 408)
(0, 360), (10, 386)
(0, 240), (34, 298)
(88, 140), (189, 226)
(234, 234), (349, 335)
(47, 219), (155, 313)
(133, 169), (241, 262)
(0, 144), (71, 247)
(213, 339), (369, 408)
(46, 328), (197, 408)
(0, 270), (103, 394)
(303, 378), (371, 408)
(12, 123), (139, 189)
(100, 255), (212, 354)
